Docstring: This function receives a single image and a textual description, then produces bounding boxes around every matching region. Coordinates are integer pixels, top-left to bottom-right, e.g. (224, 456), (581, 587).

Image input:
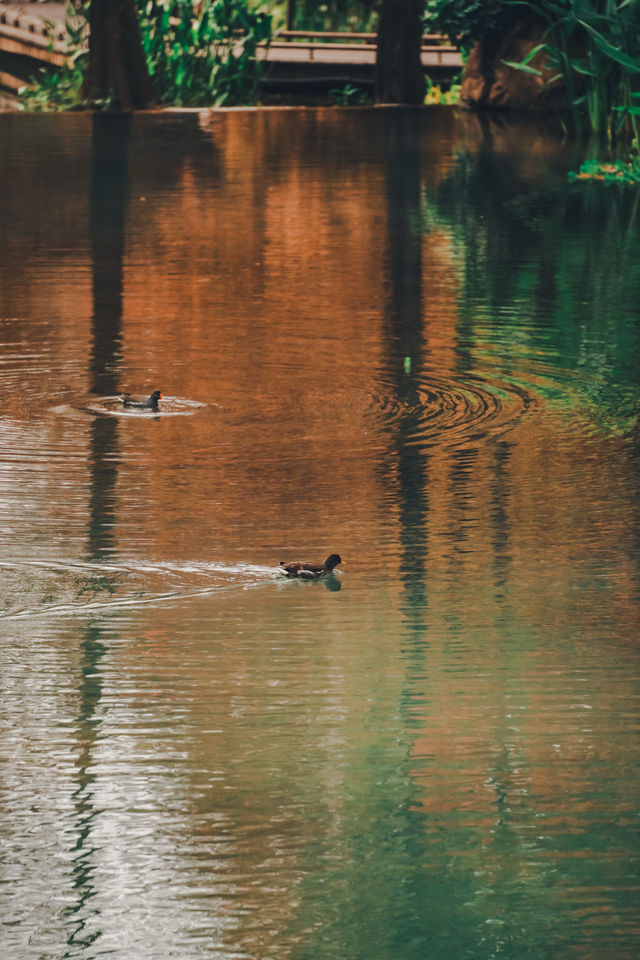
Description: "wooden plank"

(277, 30), (450, 46)
(270, 40), (457, 53)
(260, 42), (461, 69)
(0, 30), (66, 66)
(0, 68), (25, 91)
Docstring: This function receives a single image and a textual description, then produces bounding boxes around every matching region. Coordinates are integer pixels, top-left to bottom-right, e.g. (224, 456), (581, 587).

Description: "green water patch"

(423, 147), (640, 438)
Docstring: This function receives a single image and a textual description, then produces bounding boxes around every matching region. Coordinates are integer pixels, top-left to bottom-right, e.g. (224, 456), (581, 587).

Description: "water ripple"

(77, 396), (207, 418)
(368, 372), (537, 447)
(0, 558), (280, 622)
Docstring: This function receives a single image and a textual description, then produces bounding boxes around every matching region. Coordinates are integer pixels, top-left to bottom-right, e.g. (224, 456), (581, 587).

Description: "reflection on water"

(0, 108), (639, 960)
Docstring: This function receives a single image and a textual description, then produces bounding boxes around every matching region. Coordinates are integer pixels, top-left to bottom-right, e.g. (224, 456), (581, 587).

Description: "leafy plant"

(568, 156), (640, 182)
(20, 0), (271, 110)
(423, 0), (512, 54)
(504, 0), (640, 141)
(139, 0), (272, 106)
(284, 0), (380, 32)
(20, 3), (89, 110)
(330, 82), (371, 104)
(424, 75), (461, 103)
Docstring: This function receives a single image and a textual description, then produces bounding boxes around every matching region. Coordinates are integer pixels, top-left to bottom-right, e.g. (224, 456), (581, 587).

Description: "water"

(1, 107), (639, 960)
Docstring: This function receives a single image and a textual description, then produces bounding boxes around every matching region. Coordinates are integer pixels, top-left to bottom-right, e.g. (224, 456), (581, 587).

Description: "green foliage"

(20, 0), (271, 110)
(568, 156), (640, 182)
(330, 82), (372, 104)
(20, 61), (84, 112)
(427, 0), (640, 143)
(505, 0), (640, 141)
(19, 3), (89, 111)
(138, 0), (272, 106)
(285, 0), (380, 32)
(424, 76), (461, 103)
(423, 0), (511, 52)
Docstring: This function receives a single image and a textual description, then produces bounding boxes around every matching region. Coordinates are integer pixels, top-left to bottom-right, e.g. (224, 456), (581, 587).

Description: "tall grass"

(507, 0), (640, 142)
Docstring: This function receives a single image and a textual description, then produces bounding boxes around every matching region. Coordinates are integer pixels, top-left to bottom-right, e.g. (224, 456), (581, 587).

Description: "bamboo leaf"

(572, 61), (598, 77)
(520, 42), (549, 65)
(577, 18), (640, 72)
(502, 59), (543, 76)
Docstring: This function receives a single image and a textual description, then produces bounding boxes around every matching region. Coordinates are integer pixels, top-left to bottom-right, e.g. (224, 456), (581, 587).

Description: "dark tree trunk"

(83, 0), (156, 110)
(374, 0), (424, 105)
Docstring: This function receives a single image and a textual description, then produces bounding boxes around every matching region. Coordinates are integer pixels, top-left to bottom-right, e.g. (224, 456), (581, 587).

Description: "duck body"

(121, 390), (162, 410)
(279, 554), (342, 579)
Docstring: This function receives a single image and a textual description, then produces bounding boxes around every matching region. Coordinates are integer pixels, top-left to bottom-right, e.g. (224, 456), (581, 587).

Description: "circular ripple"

(369, 374), (537, 446)
(82, 395), (206, 418)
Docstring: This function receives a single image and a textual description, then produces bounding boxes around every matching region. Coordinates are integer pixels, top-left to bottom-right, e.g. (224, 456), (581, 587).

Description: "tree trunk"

(83, 0), (156, 110)
(374, 0), (424, 105)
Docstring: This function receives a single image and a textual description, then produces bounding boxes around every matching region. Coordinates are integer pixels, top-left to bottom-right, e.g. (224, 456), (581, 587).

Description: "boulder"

(460, 16), (563, 110)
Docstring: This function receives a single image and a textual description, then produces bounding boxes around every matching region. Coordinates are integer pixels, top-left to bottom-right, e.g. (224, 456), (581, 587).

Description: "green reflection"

(424, 142), (640, 435)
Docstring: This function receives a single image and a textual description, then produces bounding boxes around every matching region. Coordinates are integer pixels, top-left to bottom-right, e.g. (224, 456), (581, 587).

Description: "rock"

(460, 15), (563, 111)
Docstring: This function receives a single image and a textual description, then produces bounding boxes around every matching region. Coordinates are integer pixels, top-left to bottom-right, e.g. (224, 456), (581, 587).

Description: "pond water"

(1, 107), (639, 960)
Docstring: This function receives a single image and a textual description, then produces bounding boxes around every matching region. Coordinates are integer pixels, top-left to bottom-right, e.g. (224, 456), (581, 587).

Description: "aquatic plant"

(425, 0), (640, 142)
(505, 0), (640, 142)
(568, 156), (640, 182)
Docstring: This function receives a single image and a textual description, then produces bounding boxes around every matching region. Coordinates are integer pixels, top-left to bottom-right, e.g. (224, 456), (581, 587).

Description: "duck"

(279, 554), (342, 579)
(121, 390), (162, 410)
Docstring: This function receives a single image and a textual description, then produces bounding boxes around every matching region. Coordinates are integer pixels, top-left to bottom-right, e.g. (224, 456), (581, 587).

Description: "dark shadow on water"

(89, 114), (131, 397)
(61, 625), (108, 956)
(323, 575), (342, 592)
(367, 107), (437, 954)
(64, 114), (134, 954)
(489, 439), (514, 607)
(86, 113), (131, 563)
(380, 109), (429, 627)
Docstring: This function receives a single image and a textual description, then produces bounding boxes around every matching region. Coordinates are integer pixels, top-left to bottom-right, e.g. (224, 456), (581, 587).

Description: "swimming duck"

(279, 554), (342, 579)
(121, 390), (162, 410)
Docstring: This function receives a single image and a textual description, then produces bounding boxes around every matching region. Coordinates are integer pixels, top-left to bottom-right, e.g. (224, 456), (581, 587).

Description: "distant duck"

(279, 554), (342, 579)
(121, 390), (162, 410)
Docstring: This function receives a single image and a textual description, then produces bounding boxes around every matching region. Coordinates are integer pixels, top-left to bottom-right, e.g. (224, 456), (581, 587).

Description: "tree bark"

(374, 0), (424, 105)
(83, 0), (156, 110)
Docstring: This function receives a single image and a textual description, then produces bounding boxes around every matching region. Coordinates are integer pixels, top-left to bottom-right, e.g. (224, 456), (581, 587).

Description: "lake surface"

(1, 107), (639, 960)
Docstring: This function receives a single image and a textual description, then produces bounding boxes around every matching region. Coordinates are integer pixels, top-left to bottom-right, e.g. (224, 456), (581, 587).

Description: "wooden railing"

(261, 30), (461, 70)
(277, 30), (453, 46)
(0, 7), (66, 92)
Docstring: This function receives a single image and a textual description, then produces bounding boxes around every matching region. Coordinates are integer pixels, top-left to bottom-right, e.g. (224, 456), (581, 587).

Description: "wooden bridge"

(0, 1), (462, 101)
(0, 2), (66, 96)
(259, 29), (461, 95)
